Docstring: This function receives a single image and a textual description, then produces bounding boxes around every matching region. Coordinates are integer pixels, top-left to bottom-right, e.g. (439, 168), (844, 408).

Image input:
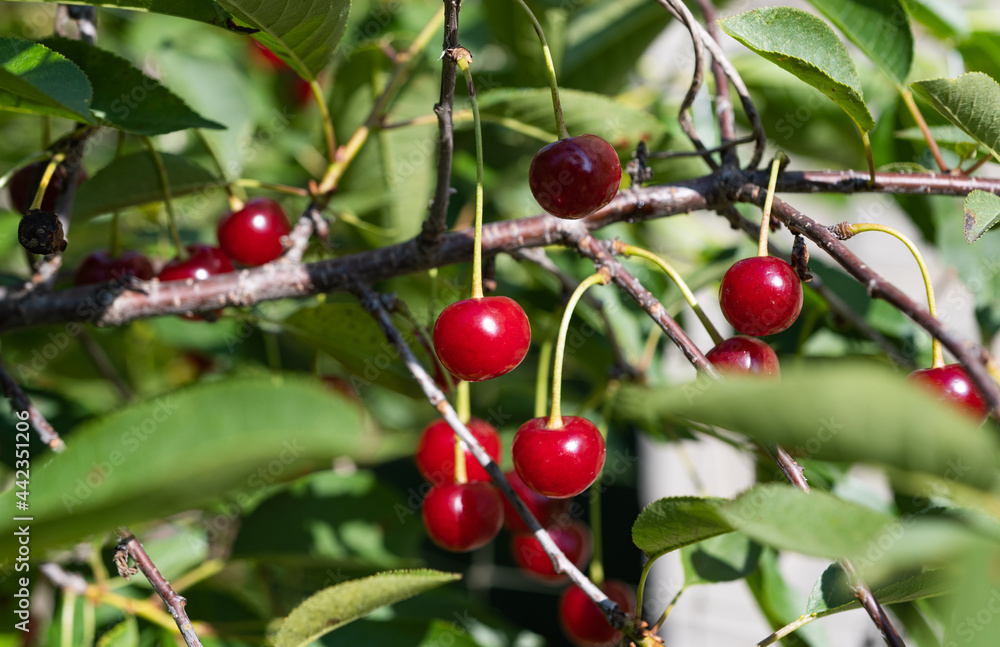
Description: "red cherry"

(559, 579), (636, 647)
(158, 244), (234, 320)
(511, 521), (592, 581)
(908, 364), (989, 421)
(501, 469), (572, 533)
(511, 416), (606, 499)
(433, 296), (531, 382)
(250, 40), (288, 70)
(421, 481), (504, 552)
(288, 75), (313, 109)
(9, 162), (87, 215)
(216, 198), (291, 266)
(74, 250), (154, 286)
(415, 418), (501, 484)
(706, 335), (780, 377)
(719, 256), (803, 336)
(528, 134), (621, 219)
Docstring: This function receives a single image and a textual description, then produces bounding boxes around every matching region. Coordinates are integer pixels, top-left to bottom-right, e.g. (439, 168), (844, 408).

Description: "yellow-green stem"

(534, 338), (553, 418)
(617, 243), (723, 345)
(61, 589), (76, 647)
(82, 599), (95, 647)
(233, 178), (310, 197)
(454, 381), (470, 484)
(861, 129), (875, 186)
(758, 156), (782, 258)
(634, 554), (660, 627)
(29, 153), (66, 210)
(512, 0), (568, 139)
(755, 614), (817, 647)
(848, 222), (942, 367)
(310, 79), (337, 166)
(549, 273), (607, 429)
(650, 586), (685, 634)
(141, 137), (185, 260)
(0, 151), (51, 192)
(456, 56), (486, 299)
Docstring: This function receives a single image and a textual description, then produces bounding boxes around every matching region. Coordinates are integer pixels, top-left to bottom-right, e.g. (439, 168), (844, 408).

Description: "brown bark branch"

(768, 169), (1000, 196)
(0, 355), (65, 451)
(696, 0), (738, 167)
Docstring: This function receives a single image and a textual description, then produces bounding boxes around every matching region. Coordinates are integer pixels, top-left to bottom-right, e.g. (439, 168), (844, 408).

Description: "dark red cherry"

(502, 469), (572, 533)
(9, 162), (87, 215)
(158, 244), (234, 320)
(719, 256), (803, 336)
(559, 579), (636, 647)
(511, 521), (592, 581)
(511, 416), (606, 499)
(528, 134), (621, 219)
(433, 296), (531, 382)
(74, 250), (154, 286)
(250, 40), (288, 70)
(415, 418), (501, 485)
(421, 481), (504, 552)
(908, 364), (989, 421)
(216, 197), (291, 266)
(706, 335), (780, 377)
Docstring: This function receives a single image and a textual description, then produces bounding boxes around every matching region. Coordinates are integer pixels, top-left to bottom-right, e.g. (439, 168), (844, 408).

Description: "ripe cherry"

(415, 418), (501, 485)
(433, 296), (531, 382)
(719, 256), (803, 336)
(216, 197), (291, 266)
(501, 469), (572, 534)
(706, 335), (780, 377)
(528, 134), (621, 219)
(250, 40), (288, 70)
(511, 416), (606, 499)
(9, 161), (87, 215)
(158, 244), (234, 320)
(511, 521), (592, 581)
(908, 364), (989, 421)
(421, 481), (504, 552)
(559, 579), (636, 647)
(74, 250), (154, 286)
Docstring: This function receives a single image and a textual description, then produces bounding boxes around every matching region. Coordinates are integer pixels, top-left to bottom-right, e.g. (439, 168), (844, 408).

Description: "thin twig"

(697, 0), (737, 167)
(115, 527), (204, 647)
(77, 330), (134, 402)
(0, 356), (65, 451)
(281, 203), (328, 264)
(766, 169), (1000, 196)
(900, 89), (949, 173)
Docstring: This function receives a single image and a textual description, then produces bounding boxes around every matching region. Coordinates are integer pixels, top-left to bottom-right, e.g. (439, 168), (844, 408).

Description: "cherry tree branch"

(767, 169), (1000, 196)
(696, 0), (737, 167)
(0, 355), (65, 451)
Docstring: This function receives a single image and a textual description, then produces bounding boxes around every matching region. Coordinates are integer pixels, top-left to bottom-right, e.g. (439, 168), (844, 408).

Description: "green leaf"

(911, 72), (1000, 162)
(0, 37), (94, 123)
(217, 0), (351, 80)
(616, 362), (998, 489)
(96, 617), (139, 647)
(895, 125), (975, 146)
(5, 1), (241, 32)
(805, 564), (952, 617)
(747, 548), (829, 647)
(74, 152), (221, 221)
(719, 7), (875, 131)
(273, 569), (461, 647)
(681, 533), (762, 586)
(0, 376), (375, 557)
(902, 0), (968, 40)
(39, 38), (223, 135)
(631, 496), (733, 559)
(719, 485), (896, 560)
(806, 0), (913, 86)
(964, 190), (1000, 244)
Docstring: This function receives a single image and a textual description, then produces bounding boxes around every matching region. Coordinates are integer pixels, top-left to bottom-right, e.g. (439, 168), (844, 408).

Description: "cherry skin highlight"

(9, 162), (87, 215)
(433, 296), (531, 382)
(158, 244), (234, 320)
(511, 521), (592, 581)
(528, 134), (622, 219)
(511, 416), (606, 499)
(908, 363), (989, 421)
(706, 335), (780, 377)
(501, 469), (572, 534)
(74, 250), (154, 286)
(559, 579), (636, 647)
(216, 197), (291, 266)
(421, 481), (504, 552)
(719, 256), (803, 336)
(415, 417), (501, 485)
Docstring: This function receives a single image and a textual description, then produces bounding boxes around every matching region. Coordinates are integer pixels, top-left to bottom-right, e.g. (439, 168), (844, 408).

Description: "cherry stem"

(549, 272), (607, 430)
(512, 0), (569, 140)
(29, 153), (66, 211)
(900, 89), (948, 173)
(310, 79), (337, 166)
(0, 151), (51, 193)
(141, 136), (186, 261)
(454, 380), (470, 484)
(615, 242), (723, 345)
(860, 128), (876, 187)
(634, 554), (659, 629)
(534, 338), (553, 418)
(194, 129), (243, 210)
(455, 52), (486, 300)
(845, 222), (942, 367)
(649, 586), (685, 634)
(233, 178), (310, 198)
(757, 155), (783, 258)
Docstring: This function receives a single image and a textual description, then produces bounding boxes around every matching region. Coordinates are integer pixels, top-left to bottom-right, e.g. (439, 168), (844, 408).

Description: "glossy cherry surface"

(74, 250), (154, 286)
(216, 197), (291, 266)
(511, 521), (592, 581)
(528, 134), (621, 219)
(415, 417), (501, 485)
(908, 363), (989, 421)
(9, 162), (87, 215)
(433, 296), (531, 382)
(502, 469), (572, 533)
(559, 579), (636, 647)
(719, 256), (803, 336)
(706, 335), (780, 377)
(511, 416), (606, 499)
(421, 481), (504, 552)
(158, 244), (234, 320)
